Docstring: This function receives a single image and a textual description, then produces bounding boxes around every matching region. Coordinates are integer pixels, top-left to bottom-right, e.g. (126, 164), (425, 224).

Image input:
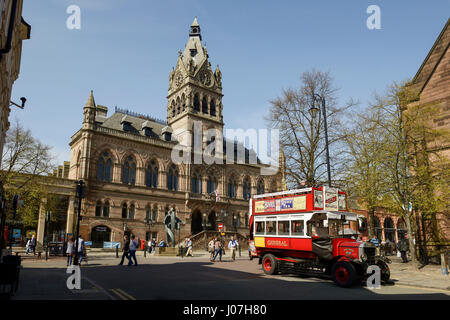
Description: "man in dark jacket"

(397, 234), (410, 263)
(118, 235), (131, 266)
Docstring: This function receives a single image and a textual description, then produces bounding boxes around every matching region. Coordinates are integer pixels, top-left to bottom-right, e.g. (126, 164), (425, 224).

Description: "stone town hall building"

(65, 18), (285, 247)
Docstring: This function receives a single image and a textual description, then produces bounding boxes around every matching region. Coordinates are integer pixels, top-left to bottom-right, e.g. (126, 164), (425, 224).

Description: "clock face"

(175, 73), (184, 87)
(199, 71), (211, 86)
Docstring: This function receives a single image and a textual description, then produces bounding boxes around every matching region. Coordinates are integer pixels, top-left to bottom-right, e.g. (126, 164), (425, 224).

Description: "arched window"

(97, 151), (112, 182)
(122, 203), (128, 219)
(202, 97), (208, 114)
(145, 160), (158, 188)
(193, 94), (200, 111)
(95, 201), (102, 217)
(207, 175), (217, 194)
(192, 170), (202, 194)
(145, 205), (151, 221)
(243, 177), (251, 200)
(257, 179), (265, 195)
(129, 204), (135, 220)
(122, 156), (136, 185)
(228, 176), (237, 199)
(210, 99), (216, 116)
(152, 205), (158, 222)
(103, 201), (110, 218)
(167, 164), (179, 191)
(176, 98), (181, 115)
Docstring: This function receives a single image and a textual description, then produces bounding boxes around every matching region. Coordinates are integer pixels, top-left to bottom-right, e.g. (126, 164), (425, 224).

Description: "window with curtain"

(152, 206), (158, 221)
(122, 156), (136, 185)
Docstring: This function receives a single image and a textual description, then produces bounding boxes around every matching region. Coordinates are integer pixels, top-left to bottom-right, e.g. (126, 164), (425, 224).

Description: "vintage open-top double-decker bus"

(248, 186), (390, 287)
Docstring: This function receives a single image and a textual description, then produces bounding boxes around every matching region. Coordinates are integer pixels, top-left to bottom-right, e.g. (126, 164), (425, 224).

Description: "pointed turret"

(83, 90), (96, 127)
(84, 90), (96, 108)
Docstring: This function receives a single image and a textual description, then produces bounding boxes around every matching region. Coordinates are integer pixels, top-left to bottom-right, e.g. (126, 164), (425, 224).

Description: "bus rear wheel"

(262, 254), (278, 275)
(331, 261), (357, 288)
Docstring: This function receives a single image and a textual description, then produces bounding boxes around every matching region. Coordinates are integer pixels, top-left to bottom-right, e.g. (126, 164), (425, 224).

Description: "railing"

(186, 230), (249, 251)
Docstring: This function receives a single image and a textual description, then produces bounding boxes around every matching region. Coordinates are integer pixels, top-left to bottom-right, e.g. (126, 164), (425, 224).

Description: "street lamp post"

(73, 180), (85, 266)
(144, 218), (152, 258)
(310, 93), (332, 187)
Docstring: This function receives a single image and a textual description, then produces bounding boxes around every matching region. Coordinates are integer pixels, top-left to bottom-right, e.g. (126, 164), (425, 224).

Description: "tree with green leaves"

(0, 119), (56, 230)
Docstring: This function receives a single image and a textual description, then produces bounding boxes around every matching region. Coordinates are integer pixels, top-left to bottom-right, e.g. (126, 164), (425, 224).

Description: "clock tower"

(167, 18), (224, 147)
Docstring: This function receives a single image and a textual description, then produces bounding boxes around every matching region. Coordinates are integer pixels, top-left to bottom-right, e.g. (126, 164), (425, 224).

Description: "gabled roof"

(411, 18), (450, 94)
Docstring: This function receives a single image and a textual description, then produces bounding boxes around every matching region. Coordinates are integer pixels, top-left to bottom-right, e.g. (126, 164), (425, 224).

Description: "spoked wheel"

(262, 254), (278, 275)
(331, 261), (357, 288)
(377, 260), (391, 283)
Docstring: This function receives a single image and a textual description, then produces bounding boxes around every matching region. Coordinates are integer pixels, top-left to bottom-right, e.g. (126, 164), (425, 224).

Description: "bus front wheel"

(262, 254), (278, 275)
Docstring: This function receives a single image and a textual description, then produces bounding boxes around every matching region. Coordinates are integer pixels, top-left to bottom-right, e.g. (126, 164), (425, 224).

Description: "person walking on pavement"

(25, 238), (31, 255)
(228, 236), (239, 261)
(118, 235), (131, 266)
(128, 235), (138, 266)
(185, 238), (193, 257)
(30, 234), (36, 255)
(212, 237), (223, 262)
(397, 234), (410, 263)
(77, 236), (85, 264)
(208, 237), (215, 261)
(66, 237), (74, 266)
(147, 239), (152, 254)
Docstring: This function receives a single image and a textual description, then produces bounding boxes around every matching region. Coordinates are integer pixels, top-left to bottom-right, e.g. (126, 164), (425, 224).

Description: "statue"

(214, 65), (222, 86)
(164, 208), (181, 247)
(169, 68), (175, 87)
(188, 58), (195, 74)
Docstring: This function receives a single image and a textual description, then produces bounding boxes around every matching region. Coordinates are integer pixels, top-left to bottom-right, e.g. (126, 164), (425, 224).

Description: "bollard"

(116, 245), (119, 258)
(45, 246), (48, 261)
(144, 246), (146, 258)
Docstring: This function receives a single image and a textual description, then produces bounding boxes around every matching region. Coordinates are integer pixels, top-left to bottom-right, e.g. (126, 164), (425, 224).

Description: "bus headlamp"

(360, 253), (367, 262)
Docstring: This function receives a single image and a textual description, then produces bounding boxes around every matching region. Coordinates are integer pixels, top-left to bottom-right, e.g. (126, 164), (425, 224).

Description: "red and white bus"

(248, 186), (390, 287)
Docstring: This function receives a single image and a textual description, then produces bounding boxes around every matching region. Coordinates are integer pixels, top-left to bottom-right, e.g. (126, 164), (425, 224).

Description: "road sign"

(218, 223), (223, 231)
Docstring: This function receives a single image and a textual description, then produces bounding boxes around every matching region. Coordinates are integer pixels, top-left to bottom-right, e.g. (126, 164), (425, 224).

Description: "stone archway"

(91, 225), (111, 248)
(191, 209), (203, 235)
(383, 217), (395, 242)
(208, 211), (216, 231)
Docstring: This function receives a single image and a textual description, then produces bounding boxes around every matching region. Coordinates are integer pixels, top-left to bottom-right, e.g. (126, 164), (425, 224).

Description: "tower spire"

(189, 17), (201, 40)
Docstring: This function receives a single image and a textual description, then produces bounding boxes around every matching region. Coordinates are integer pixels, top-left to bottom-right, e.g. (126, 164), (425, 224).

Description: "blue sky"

(10, 0), (450, 164)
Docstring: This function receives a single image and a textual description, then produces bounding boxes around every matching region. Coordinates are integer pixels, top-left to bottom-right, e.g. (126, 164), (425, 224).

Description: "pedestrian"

(66, 237), (74, 266)
(212, 237), (223, 262)
(356, 235), (363, 242)
(77, 236), (85, 264)
(25, 238), (31, 255)
(397, 234), (410, 263)
(185, 238), (193, 257)
(385, 239), (391, 256)
(151, 238), (156, 253)
(128, 235), (138, 266)
(118, 235), (131, 266)
(370, 235), (380, 255)
(158, 239), (167, 247)
(228, 236), (239, 261)
(30, 234), (36, 255)
(147, 239), (153, 254)
(208, 237), (215, 261)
